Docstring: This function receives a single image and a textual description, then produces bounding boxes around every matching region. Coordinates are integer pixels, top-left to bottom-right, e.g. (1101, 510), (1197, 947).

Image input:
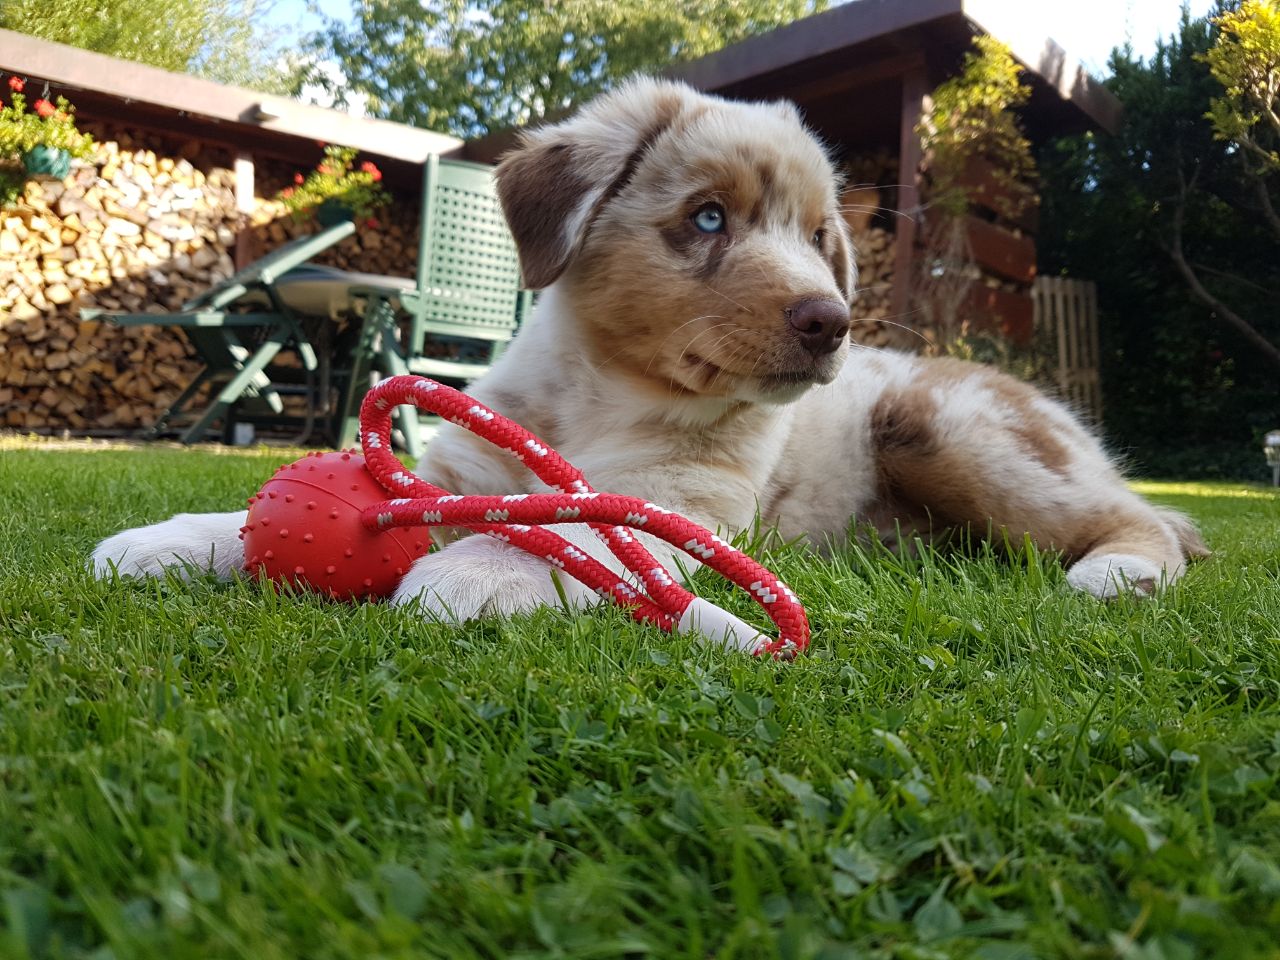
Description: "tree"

(1204, 1), (1280, 250)
(1039, 2), (1280, 478)
(316, 0), (828, 137)
(0, 0), (291, 92)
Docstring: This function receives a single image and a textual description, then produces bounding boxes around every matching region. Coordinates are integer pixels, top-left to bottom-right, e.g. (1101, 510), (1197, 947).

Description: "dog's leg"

(870, 363), (1208, 598)
(391, 508), (771, 650)
(91, 511), (248, 580)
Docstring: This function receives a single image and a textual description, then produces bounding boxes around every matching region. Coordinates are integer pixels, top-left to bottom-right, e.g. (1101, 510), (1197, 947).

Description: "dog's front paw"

(90, 511), (248, 580)
(1066, 552), (1166, 599)
(391, 535), (595, 623)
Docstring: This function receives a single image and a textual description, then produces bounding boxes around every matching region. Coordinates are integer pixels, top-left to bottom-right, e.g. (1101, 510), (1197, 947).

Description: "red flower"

(317, 164), (331, 175)
(282, 187), (294, 198)
(33, 98), (55, 118)
(293, 172), (304, 184)
(360, 161), (382, 182)
(7, 76), (23, 92)
(365, 217), (380, 229)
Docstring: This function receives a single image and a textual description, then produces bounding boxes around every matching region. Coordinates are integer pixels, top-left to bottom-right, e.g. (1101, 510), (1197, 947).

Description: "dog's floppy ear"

(495, 78), (690, 289)
(829, 218), (857, 304)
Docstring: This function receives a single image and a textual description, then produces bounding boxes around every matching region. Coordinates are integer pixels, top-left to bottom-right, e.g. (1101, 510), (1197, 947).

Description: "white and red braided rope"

(357, 375), (809, 657)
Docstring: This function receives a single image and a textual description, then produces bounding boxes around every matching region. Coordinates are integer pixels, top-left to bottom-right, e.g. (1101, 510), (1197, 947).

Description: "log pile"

(848, 224), (899, 349)
(839, 154), (920, 352)
(0, 137), (416, 433)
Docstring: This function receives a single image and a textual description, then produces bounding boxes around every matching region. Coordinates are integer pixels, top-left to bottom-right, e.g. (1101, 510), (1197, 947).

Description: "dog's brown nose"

(785, 299), (850, 357)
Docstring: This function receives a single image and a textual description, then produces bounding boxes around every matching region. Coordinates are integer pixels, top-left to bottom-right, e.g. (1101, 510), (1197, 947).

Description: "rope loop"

(359, 375), (809, 656)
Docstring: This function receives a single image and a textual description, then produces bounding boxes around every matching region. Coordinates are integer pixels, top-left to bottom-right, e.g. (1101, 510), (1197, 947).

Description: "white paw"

(391, 535), (595, 622)
(1066, 553), (1165, 599)
(90, 511), (248, 580)
(677, 597), (774, 653)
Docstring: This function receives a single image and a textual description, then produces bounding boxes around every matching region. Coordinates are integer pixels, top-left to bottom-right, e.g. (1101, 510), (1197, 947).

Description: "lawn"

(1, 438), (1278, 960)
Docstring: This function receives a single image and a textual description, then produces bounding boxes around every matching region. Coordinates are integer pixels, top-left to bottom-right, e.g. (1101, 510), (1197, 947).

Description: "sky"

(268, 0), (1220, 103)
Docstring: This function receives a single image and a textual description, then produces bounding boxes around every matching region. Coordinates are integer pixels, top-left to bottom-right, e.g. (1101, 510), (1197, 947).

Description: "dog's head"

(496, 78), (855, 404)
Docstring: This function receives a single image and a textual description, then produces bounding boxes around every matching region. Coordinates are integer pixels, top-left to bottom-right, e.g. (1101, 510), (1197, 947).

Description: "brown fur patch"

(495, 142), (589, 289)
(1066, 504), (1181, 567)
(920, 358), (1072, 476)
(870, 390), (987, 533)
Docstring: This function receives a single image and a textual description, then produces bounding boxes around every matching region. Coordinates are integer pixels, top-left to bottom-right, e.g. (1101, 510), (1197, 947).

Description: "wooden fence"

(1033, 276), (1102, 423)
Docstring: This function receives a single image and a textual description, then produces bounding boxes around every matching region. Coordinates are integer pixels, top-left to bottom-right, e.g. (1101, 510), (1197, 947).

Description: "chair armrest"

(186, 220), (358, 310)
(82, 309), (292, 328)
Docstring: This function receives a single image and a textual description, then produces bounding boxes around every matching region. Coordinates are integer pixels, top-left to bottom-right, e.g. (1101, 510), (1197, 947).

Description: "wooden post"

(891, 66), (929, 326)
(233, 152), (256, 269)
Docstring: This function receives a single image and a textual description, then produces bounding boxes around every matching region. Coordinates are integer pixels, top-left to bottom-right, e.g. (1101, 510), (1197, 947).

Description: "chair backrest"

(407, 155), (525, 349)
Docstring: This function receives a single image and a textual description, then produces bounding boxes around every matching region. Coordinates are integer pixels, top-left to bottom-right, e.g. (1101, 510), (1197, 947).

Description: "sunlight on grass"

(1132, 479), (1280, 500)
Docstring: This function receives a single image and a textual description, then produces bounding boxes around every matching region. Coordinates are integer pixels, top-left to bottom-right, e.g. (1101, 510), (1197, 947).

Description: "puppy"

(91, 79), (1207, 646)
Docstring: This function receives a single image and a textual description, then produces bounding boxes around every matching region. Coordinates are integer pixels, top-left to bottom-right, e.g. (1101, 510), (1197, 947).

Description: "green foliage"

(0, 89), (95, 160)
(2, 440), (1280, 956)
(0, 0), (292, 92)
(918, 36), (1036, 219)
(317, 0), (828, 137)
(278, 146), (389, 222)
(1039, 4), (1280, 480)
(1203, 0), (1280, 173)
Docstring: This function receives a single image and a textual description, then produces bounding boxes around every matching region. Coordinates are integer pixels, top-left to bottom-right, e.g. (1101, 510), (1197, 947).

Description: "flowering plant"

(279, 145), (388, 221)
(0, 77), (95, 160)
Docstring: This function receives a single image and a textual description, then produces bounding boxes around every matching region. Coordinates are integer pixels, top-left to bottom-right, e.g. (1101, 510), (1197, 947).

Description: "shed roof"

(667, 0), (1120, 142)
(0, 29), (462, 167)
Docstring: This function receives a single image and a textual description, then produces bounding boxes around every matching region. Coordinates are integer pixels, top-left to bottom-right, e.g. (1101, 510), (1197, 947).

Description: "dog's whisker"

(702, 284), (753, 314)
(837, 204), (918, 225)
(851, 315), (936, 349)
(665, 322), (738, 376)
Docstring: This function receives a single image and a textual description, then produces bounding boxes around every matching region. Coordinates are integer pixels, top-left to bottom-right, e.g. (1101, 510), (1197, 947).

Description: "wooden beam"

(770, 52), (927, 107)
(890, 67), (929, 326)
(233, 153), (257, 270)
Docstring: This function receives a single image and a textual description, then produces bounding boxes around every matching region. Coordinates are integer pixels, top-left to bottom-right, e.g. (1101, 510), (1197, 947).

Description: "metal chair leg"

(180, 335), (288, 444)
(146, 367), (213, 438)
(335, 298), (389, 449)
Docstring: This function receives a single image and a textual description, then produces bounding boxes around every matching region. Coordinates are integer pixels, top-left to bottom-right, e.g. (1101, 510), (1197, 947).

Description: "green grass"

(1, 439), (1278, 960)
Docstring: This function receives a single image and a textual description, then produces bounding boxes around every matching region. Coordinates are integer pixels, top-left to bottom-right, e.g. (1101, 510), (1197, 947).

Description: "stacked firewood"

(848, 223), (898, 349)
(0, 142), (241, 430)
(839, 152), (917, 352)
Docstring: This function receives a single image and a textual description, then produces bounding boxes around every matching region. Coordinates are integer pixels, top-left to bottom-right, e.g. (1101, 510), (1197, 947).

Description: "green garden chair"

(334, 155), (530, 456)
(82, 220), (357, 443)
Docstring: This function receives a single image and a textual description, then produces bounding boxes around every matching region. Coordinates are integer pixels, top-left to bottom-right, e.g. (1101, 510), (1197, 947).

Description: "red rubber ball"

(241, 450), (431, 601)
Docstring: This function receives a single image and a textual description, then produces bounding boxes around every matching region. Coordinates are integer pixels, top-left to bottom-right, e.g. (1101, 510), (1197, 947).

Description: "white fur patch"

(391, 535), (594, 621)
(90, 510), (247, 579)
(1066, 553), (1165, 599)
(676, 597), (772, 652)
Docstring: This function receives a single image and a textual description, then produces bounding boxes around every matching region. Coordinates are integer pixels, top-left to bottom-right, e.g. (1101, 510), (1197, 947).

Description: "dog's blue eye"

(692, 204), (726, 234)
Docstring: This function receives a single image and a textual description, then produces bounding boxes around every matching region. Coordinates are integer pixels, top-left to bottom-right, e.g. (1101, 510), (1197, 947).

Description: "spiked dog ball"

(241, 450), (430, 600)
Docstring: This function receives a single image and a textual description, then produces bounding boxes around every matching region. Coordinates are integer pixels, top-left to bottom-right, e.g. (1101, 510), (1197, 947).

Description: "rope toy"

(242, 375), (809, 657)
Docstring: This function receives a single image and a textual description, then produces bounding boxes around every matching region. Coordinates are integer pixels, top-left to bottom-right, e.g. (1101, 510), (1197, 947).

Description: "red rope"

(358, 376), (809, 657)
